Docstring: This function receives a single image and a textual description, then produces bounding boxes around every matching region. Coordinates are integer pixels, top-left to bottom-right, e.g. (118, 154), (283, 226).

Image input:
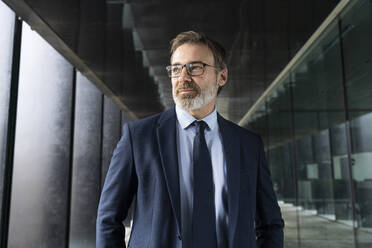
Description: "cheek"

(171, 79), (178, 88)
(198, 75), (216, 89)
(192, 80), (203, 91)
(194, 75), (208, 85)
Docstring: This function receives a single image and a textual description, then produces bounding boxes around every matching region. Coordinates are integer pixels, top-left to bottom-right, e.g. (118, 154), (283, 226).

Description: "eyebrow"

(171, 61), (204, 66)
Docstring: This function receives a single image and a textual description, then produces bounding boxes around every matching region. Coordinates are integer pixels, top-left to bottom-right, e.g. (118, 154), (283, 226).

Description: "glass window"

(265, 77), (299, 246)
(241, 1), (371, 247)
(265, 77), (295, 204)
(330, 123), (354, 223)
(0, 0), (15, 234)
(342, 0), (372, 245)
(8, 23), (74, 247)
(291, 19), (355, 247)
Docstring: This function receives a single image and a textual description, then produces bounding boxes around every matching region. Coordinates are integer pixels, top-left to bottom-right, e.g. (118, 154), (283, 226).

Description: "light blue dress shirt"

(175, 105), (229, 248)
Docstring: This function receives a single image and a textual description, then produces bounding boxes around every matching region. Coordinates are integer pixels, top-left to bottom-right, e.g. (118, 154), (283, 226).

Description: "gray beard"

(173, 80), (218, 111)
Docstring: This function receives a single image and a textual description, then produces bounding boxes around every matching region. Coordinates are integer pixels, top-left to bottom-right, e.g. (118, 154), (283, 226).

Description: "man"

(96, 31), (284, 248)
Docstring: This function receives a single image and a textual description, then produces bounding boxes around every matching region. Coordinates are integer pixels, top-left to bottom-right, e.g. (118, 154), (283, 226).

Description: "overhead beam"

(2, 0), (138, 120)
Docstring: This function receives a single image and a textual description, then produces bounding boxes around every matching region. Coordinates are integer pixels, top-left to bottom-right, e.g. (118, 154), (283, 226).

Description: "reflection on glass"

(265, 78), (295, 203)
(291, 19), (355, 246)
(342, 1), (372, 245)
(330, 123), (353, 223)
(267, 78), (299, 247)
(0, 0), (15, 234)
(8, 23), (73, 247)
(243, 0), (372, 247)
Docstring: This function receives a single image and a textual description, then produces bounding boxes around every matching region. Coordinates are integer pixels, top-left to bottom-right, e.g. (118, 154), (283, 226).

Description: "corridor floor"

(281, 202), (372, 248)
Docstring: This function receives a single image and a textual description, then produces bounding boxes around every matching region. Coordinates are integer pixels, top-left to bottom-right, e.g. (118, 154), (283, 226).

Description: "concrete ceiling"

(3, 0), (340, 122)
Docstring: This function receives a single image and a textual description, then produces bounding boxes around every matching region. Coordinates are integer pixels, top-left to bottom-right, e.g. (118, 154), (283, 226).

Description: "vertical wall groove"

(99, 94), (105, 196)
(65, 69), (77, 248)
(0, 16), (22, 248)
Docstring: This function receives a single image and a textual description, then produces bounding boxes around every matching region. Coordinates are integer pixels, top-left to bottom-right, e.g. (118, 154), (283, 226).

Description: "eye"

(172, 65), (182, 74)
(189, 63), (203, 72)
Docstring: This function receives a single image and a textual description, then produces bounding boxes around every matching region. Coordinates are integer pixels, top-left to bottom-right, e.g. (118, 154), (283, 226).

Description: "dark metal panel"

(101, 95), (121, 189)
(8, 22), (74, 247)
(0, 3), (17, 247)
(0, 2), (15, 171)
(69, 72), (102, 248)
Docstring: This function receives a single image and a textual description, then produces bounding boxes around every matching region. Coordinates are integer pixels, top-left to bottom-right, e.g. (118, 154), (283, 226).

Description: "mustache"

(176, 82), (200, 93)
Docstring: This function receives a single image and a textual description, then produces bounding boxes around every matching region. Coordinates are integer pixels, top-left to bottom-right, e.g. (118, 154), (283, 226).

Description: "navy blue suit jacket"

(96, 107), (284, 248)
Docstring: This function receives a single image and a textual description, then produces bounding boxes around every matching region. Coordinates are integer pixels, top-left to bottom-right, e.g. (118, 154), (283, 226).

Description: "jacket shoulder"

(124, 108), (175, 134)
(127, 112), (161, 128)
(218, 114), (262, 143)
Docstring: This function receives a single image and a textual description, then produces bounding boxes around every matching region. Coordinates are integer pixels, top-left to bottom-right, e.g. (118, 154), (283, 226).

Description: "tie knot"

(194, 120), (208, 134)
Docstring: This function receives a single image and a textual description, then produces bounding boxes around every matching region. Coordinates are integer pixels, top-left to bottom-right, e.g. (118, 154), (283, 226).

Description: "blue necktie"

(192, 121), (217, 247)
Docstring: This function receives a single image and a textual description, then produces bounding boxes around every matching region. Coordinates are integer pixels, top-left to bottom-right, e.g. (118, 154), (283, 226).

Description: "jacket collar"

(175, 104), (218, 131)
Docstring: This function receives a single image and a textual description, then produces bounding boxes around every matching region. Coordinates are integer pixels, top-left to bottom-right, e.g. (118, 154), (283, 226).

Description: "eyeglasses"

(165, 62), (220, 78)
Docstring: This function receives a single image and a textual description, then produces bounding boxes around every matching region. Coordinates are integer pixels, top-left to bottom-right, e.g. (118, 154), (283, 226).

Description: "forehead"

(171, 43), (214, 65)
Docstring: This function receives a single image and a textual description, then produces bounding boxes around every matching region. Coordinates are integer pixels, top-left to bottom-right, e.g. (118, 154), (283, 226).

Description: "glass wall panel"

(246, 106), (268, 146)
(265, 77), (299, 247)
(69, 72), (102, 248)
(270, 143), (298, 248)
(242, 0), (372, 247)
(291, 19), (355, 246)
(0, 1), (15, 231)
(8, 23), (73, 247)
(265, 77), (295, 203)
(341, 0), (372, 245)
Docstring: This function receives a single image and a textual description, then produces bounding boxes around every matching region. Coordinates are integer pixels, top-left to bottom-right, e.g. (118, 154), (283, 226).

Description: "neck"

(186, 99), (216, 120)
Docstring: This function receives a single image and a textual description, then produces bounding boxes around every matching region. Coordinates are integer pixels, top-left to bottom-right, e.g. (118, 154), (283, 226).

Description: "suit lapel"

(156, 108), (182, 234)
(218, 114), (240, 247)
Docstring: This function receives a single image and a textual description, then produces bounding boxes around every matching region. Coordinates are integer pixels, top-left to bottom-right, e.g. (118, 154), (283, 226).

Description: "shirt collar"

(175, 105), (218, 131)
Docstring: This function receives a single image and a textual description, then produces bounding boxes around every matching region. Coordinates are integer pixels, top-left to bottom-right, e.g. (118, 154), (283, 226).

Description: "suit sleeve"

(96, 123), (138, 248)
(255, 137), (284, 248)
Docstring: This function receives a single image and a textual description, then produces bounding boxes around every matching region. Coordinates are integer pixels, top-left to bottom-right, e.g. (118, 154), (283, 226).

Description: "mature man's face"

(171, 43), (226, 111)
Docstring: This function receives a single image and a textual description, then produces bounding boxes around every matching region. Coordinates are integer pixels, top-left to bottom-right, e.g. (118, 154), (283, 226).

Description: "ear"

(218, 68), (228, 87)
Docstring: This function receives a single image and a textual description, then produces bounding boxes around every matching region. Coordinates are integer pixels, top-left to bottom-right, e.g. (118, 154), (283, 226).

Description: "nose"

(178, 66), (191, 82)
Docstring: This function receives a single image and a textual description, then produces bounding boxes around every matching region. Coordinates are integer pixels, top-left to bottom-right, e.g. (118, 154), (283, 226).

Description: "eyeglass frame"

(165, 62), (222, 78)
